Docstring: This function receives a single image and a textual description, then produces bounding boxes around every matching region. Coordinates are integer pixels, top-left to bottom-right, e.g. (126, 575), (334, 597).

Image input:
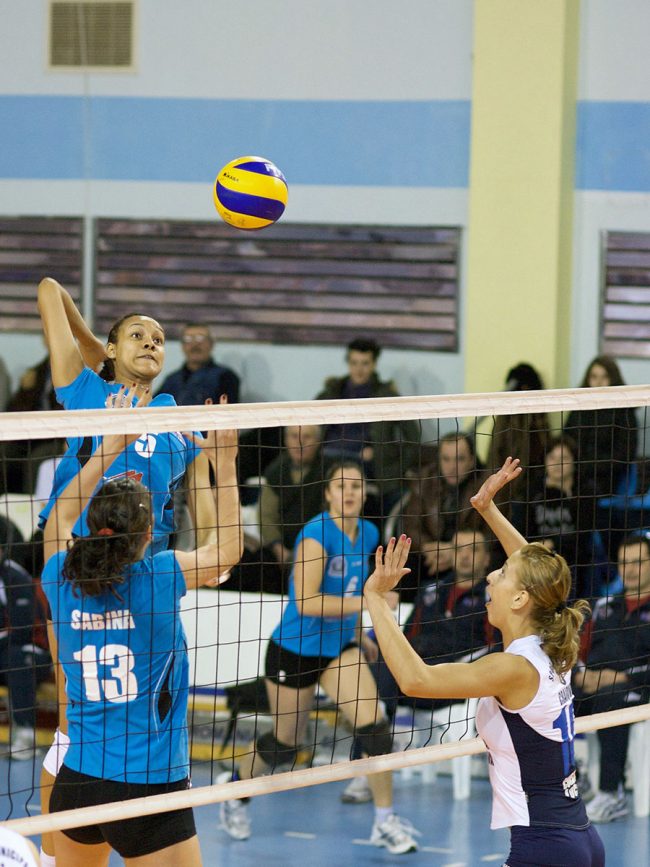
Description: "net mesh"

(0, 385), (649, 835)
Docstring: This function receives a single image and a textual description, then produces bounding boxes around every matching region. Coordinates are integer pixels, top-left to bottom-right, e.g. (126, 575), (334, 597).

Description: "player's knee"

(255, 731), (298, 769)
(354, 718), (392, 757)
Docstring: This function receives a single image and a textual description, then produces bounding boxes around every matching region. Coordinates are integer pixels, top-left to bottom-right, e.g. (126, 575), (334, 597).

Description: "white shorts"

(42, 728), (70, 776)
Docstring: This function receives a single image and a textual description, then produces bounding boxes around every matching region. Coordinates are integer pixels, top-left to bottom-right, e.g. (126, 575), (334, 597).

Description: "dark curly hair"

(63, 477), (152, 598)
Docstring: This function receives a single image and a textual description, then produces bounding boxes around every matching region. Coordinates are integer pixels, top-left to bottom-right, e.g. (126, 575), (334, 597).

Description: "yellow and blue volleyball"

(213, 156), (288, 230)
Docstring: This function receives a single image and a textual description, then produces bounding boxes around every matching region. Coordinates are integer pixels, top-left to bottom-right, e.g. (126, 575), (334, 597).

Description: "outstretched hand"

(364, 535), (412, 596)
(185, 398), (238, 465)
(101, 383), (149, 457)
(470, 456), (522, 513)
(104, 382), (151, 410)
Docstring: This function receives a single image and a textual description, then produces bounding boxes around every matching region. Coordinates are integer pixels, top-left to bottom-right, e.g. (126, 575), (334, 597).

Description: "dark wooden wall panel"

(94, 220), (460, 351)
(602, 231), (650, 358)
(0, 217), (82, 332)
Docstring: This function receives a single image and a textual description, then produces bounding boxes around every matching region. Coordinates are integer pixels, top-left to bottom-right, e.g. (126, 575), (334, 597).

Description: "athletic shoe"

(10, 727), (36, 762)
(586, 789), (629, 823)
(370, 814), (420, 854)
(217, 771), (251, 840)
(341, 775), (372, 803)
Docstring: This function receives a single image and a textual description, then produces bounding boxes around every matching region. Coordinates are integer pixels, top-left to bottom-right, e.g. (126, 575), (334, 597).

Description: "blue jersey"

(272, 512), (379, 658)
(42, 549), (189, 783)
(39, 368), (198, 553)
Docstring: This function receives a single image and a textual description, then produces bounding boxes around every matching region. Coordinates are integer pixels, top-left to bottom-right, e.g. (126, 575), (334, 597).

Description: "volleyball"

(213, 156), (288, 230)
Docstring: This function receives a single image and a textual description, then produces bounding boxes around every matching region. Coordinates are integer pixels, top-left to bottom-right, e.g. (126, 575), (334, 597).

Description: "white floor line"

(421, 846), (454, 853)
(481, 855), (506, 862)
(284, 831), (317, 839)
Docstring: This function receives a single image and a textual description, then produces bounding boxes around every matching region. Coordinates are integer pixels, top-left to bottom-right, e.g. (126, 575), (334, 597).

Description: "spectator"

(260, 424), (324, 565)
(482, 362), (550, 500)
(316, 338), (419, 516)
(343, 527), (496, 804)
(563, 355), (638, 498)
(2, 356), (64, 494)
(402, 432), (487, 597)
(156, 323), (239, 406)
(382, 528), (494, 708)
(229, 424), (325, 595)
(0, 516), (52, 761)
(513, 436), (597, 600)
(575, 533), (650, 823)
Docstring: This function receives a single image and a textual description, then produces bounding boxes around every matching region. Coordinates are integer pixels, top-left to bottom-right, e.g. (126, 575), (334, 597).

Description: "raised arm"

(174, 428), (244, 589)
(470, 457), (527, 557)
(363, 536), (536, 708)
(37, 277), (107, 387)
(43, 430), (139, 562)
(292, 537), (366, 619)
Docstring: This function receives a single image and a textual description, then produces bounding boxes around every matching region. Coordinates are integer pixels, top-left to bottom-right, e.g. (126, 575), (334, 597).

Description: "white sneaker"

(341, 775), (372, 803)
(10, 727), (36, 762)
(217, 771), (251, 840)
(370, 814), (419, 854)
(586, 788), (628, 823)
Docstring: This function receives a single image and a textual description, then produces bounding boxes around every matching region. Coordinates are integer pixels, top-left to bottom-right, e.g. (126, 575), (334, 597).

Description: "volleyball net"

(1, 384), (650, 835)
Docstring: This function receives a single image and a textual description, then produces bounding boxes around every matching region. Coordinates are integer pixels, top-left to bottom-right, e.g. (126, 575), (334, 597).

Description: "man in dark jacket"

(157, 323), (239, 405)
(316, 338), (419, 513)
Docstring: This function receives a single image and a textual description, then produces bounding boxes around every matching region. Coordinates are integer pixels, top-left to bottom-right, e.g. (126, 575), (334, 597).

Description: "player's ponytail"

(63, 478), (152, 598)
(516, 543), (590, 674)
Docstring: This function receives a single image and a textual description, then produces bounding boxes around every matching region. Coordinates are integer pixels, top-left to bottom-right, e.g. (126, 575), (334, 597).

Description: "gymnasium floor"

(1, 757), (647, 865)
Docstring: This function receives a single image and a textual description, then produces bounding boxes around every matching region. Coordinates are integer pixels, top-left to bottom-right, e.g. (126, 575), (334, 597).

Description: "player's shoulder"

(298, 512), (329, 544)
(359, 517), (380, 545)
(56, 366), (109, 406)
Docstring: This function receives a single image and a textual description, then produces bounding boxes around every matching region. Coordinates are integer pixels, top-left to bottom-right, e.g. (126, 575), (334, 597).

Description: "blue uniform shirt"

(39, 368), (198, 553)
(42, 549), (189, 783)
(272, 512), (379, 658)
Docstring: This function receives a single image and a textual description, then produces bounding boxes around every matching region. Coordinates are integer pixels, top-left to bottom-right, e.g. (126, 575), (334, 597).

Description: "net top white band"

(1, 384), (649, 442)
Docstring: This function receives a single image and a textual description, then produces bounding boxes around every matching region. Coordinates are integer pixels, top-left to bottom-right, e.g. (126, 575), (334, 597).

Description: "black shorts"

(265, 639), (357, 689)
(49, 764), (196, 858)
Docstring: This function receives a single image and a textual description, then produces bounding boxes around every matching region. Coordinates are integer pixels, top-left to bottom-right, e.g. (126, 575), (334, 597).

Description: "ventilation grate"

(49, 1), (134, 68)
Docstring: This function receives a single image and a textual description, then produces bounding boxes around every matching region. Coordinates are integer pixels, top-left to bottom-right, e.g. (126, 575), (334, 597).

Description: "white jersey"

(475, 634), (589, 831)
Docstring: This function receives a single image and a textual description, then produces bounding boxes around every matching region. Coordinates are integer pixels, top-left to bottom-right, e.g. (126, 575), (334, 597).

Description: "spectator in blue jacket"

(157, 323), (240, 406)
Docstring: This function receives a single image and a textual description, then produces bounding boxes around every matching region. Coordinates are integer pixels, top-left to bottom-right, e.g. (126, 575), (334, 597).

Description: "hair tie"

(97, 527), (114, 537)
(555, 601), (566, 614)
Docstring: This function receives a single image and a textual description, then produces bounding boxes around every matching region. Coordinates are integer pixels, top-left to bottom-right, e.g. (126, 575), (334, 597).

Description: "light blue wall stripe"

(0, 95), (470, 187)
(576, 101), (650, 192)
(3, 96), (650, 192)
(0, 96), (85, 179)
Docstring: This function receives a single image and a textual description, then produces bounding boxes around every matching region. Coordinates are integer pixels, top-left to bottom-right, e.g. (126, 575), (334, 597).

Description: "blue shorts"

(505, 824), (605, 867)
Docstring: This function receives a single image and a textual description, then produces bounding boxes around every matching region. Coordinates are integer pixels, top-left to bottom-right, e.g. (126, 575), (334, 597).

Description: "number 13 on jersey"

(74, 644), (138, 704)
